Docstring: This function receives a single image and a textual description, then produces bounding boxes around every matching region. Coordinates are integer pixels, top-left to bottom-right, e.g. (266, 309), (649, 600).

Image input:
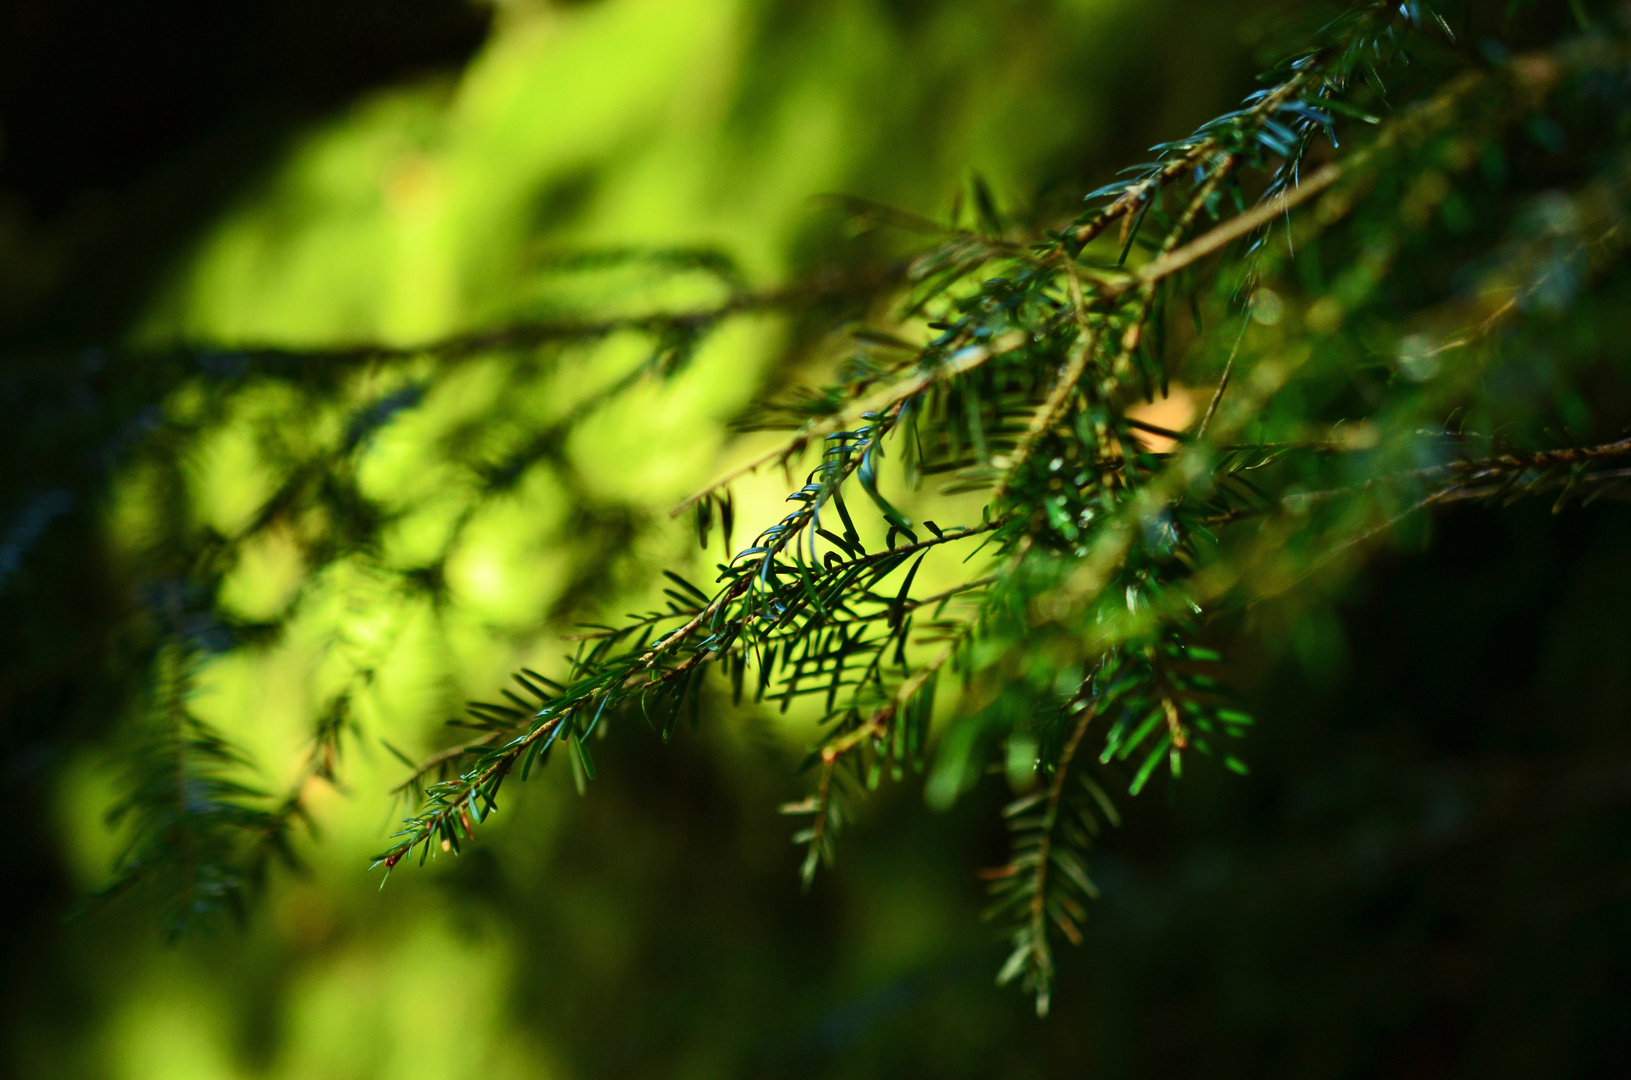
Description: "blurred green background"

(3, 1), (1630, 1077)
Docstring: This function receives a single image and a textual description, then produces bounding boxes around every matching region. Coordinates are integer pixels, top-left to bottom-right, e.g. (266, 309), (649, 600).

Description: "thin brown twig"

(1134, 162), (1345, 289)
(1022, 699), (1099, 1016)
(671, 331), (1027, 515)
(108, 263), (909, 371)
(1066, 60), (1326, 252)
(1197, 304), (1254, 439)
(1134, 65), (1494, 293)
(992, 262), (1098, 502)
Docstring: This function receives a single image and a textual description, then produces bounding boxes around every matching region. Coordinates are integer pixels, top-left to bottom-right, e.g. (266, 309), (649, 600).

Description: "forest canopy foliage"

(6, 0), (1631, 1025)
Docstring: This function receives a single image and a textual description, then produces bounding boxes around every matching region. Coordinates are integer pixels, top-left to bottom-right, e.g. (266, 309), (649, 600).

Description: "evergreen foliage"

(6, 0), (1631, 1018)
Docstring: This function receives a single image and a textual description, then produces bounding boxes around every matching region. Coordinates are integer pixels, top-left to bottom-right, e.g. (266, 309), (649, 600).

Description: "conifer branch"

(59, 0), (1631, 1020)
(671, 332), (1028, 516)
